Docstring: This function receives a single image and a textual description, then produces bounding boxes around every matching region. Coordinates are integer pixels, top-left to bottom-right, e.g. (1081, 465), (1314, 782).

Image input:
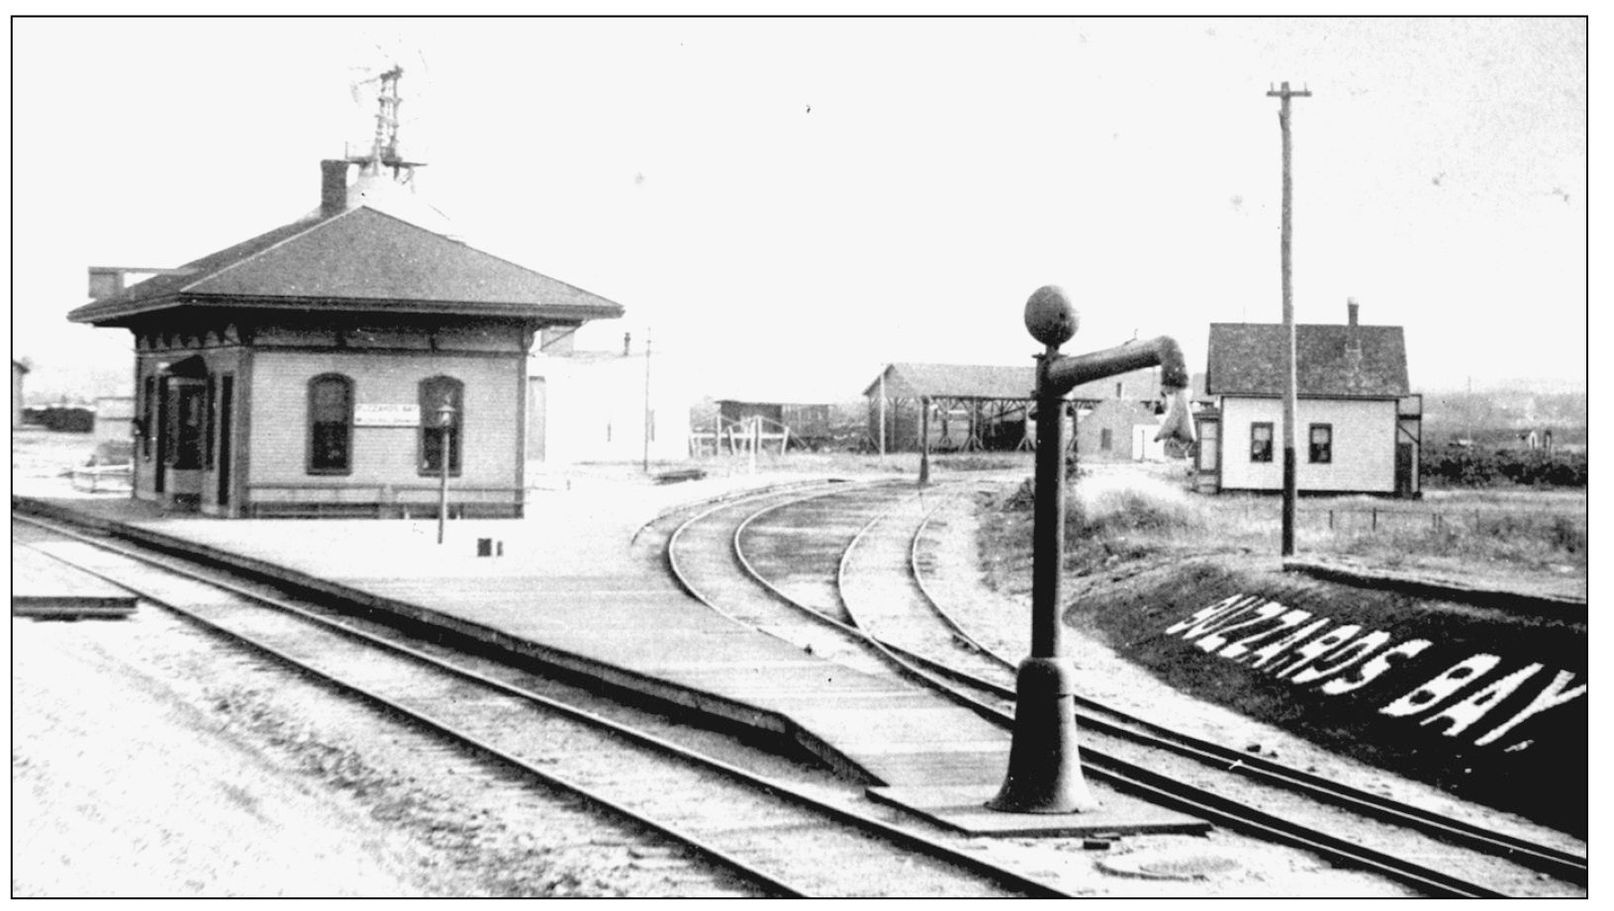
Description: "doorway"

(217, 375), (234, 508)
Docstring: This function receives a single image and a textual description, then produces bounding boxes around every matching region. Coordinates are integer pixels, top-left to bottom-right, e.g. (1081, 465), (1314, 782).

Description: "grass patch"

(988, 464), (1585, 588)
(973, 464), (1588, 834)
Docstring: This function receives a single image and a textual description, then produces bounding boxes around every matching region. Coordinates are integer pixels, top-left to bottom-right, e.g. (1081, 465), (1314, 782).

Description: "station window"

(1250, 422), (1274, 463)
(308, 374), (354, 475)
(141, 374), (155, 460)
(419, 375), (463, 476)
(1309, 423), (1333, 464)
(205, 375), (217, 470)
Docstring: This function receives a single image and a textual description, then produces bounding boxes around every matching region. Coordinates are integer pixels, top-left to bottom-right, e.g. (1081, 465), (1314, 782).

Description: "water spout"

(1156, 385), (1197, 446)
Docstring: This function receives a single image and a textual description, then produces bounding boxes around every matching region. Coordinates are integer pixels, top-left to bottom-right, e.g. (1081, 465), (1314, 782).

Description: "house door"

(1197, 421), (1220, 475)
(1395, 442), (1413, 498)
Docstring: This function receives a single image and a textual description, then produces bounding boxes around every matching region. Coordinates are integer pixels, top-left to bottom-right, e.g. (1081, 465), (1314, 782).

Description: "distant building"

(1195, 300), (1421, 497)
(1068, 365), (1168, 405)
(862, 363), (1035, 453)
(528, 335), (696, 465)
(11, 359), (28, 428)
(1070, 364), (1207, 462)
(1074, 398), (1165, 462)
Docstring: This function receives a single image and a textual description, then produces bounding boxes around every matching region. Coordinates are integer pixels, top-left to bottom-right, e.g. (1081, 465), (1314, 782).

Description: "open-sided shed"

(862, 363), (1037, 453)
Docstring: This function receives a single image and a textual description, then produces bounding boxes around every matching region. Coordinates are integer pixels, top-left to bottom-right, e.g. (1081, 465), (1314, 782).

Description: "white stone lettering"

(1242, 614), (1325, 669)
(1473, 670), (1587, 747)
(1198, 602), (1287, 654)
(1290, 630), (1391, 686)
(1275, 624), (1362, 680)
(1419, 663), (1544, 738)
(1319, 639), (1433, 696)
(1164, 594), (1260, 638)
(1380, 654), (1502, 718)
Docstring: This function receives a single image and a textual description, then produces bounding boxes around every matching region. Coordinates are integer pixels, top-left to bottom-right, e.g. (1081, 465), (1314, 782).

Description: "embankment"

(1067, 556), (1587, 835)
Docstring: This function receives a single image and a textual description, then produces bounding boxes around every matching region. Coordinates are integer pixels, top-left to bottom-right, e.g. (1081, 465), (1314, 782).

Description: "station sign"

(354, 403), (421, 427)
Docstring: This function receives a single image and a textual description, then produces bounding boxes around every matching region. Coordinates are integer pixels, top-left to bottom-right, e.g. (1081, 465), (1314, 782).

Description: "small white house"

(526, 334), (696, 465)
(1196, 301), (1421, 497)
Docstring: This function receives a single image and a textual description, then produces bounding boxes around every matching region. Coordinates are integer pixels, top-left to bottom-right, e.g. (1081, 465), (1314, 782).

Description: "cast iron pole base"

(986, 657), (1098, 813)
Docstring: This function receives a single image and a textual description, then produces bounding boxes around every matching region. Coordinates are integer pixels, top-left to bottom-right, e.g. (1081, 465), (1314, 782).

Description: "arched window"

(419, 375), (463, 476)
(307, 374), (354, 474)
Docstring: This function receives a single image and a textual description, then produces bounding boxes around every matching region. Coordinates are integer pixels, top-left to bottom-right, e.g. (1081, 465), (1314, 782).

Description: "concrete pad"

(867, 785), (1212, 838)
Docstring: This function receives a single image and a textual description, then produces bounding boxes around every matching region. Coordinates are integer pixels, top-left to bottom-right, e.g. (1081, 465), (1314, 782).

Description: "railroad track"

(12, 514), (1071, 898)
(899, 499), (1590, 887)
(665, 481), (1587, 898)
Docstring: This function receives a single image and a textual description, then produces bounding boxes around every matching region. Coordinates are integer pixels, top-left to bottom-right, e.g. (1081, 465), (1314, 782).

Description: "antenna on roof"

(346, 45), (428, 179)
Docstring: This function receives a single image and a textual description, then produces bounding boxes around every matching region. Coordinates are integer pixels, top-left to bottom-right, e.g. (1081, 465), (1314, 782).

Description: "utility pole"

(642, 329), (653, 473)
(878, 371), (888, 459)
(1268, 81), (1310, 558)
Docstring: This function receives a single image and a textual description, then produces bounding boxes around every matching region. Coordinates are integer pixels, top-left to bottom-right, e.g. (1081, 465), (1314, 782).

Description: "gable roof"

(68, 206), (625, 326)
(1206, 322), (1409, 398)
(864, 362), (1035, 401)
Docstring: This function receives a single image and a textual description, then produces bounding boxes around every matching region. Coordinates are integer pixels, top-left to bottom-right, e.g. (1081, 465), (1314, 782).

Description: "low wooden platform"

(12, 487), (1204, 836)
(12, 544), (137, 619)
(1284, 556), (1586, 619)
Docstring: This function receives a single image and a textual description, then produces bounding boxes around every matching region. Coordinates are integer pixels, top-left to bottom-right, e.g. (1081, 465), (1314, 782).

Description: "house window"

(1100, 428), (1113, 451)
(308, 374), (354, 474)
(1309, 423), (1333, 464)
(419, 375), (463, 476)
(1250, 422), (1274, 463)
(1115, 382), (1123, 397)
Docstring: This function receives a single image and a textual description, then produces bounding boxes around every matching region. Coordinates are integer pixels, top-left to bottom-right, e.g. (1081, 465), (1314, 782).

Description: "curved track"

(13, 514), (1070, 899)
(665, 481), (1586, 898)
(900, 501), (1589, 887)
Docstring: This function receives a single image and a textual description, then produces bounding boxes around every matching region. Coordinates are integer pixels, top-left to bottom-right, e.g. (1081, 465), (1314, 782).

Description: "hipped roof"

(1206, 322), (1409, 398)
(69, 206), (625, 326)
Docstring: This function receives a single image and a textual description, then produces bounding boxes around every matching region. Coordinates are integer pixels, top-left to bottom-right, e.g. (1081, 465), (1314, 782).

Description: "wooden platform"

(12, 544), (137, 619)
(12, 488), (1206, 836)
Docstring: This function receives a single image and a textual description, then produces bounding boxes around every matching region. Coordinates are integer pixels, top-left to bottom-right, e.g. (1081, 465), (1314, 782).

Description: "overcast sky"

(10, 16), (1589, 402)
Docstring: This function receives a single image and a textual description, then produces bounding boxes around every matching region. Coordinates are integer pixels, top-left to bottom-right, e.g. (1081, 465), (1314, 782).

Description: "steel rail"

(729, 481), (914, 625)
(629, 477), (848, 546)
(664, 481), (865, 628)
(900, 498), (1589, 885)
(706, 493), (1516, 898)
(16, 514), (1068, 899)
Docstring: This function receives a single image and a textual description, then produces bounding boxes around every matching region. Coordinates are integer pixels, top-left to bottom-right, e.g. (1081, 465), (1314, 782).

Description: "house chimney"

(1347, 297), (1360, 327)
(320, 160), (350, 216)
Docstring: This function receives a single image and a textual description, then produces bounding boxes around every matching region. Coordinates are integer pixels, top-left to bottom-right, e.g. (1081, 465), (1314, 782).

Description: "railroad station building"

(69, 161), (624, 518)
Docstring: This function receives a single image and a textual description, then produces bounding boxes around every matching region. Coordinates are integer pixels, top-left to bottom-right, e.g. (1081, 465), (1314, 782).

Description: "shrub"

(1068, 472), (1206, 538)
(1423, 444), (1587, 488)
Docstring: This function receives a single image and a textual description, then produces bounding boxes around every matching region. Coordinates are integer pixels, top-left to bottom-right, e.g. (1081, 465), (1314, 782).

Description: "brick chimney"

(1347, 297), (1360, 327)
(320, 160), (351, 216)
